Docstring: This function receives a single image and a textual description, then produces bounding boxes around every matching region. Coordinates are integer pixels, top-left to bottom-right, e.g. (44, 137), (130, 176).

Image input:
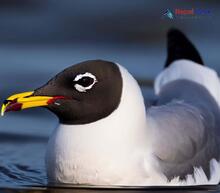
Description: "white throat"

(46, 64), (149, 185)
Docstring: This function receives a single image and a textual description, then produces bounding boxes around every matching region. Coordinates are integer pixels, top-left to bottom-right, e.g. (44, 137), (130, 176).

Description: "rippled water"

(0, 132), (47, 186)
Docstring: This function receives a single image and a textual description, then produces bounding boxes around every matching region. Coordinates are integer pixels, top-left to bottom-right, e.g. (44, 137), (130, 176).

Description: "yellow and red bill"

(1, 91), (66, 116)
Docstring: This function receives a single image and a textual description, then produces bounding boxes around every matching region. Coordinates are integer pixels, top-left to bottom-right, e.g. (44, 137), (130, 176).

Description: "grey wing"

(147, 79), (220, 180)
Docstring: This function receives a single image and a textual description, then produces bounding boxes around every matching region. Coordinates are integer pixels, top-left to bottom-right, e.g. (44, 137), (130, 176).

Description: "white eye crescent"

(74, 72), (97, 92)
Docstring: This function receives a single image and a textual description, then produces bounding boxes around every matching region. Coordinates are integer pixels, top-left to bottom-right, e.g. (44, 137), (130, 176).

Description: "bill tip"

(1, 105), (5, 116)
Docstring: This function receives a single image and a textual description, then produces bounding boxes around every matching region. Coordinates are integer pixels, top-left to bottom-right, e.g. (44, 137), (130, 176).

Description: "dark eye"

(76, 76), (94, 87)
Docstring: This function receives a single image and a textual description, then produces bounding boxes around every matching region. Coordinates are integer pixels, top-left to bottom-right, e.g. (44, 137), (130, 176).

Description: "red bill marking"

(47, 96), (67, 105)
(5, 101), (22, 112)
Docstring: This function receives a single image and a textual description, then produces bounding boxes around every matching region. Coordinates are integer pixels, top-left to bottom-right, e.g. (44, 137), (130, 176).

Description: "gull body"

(2, 29), (220, 186)
(46, 60), (220, 186)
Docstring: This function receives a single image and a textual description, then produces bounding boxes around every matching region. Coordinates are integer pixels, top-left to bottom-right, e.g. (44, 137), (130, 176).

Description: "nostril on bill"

(3, 100), (11, 105)
(3, 99), (16, 105)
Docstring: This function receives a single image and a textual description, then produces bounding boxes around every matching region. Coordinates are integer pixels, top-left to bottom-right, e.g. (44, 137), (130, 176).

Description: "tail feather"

(165, 29), (204, 68)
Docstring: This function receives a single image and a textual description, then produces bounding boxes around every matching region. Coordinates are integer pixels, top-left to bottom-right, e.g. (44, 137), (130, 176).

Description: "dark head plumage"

(33, 60), (123, 124)
(0, 60), (121, 125)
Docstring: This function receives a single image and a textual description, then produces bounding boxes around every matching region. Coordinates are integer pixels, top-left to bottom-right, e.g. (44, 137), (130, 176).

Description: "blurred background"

(0, 0), (219, 187)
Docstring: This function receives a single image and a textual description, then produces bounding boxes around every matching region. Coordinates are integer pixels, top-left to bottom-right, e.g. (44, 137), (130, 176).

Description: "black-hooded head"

(2, 60), (123, 125)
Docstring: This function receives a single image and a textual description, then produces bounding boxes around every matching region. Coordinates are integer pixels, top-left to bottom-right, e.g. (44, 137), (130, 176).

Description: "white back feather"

(155, 59), (220, 106)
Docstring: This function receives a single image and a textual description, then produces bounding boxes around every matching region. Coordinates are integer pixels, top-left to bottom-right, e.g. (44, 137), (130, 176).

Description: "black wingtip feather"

(165, 29), (204, 68)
